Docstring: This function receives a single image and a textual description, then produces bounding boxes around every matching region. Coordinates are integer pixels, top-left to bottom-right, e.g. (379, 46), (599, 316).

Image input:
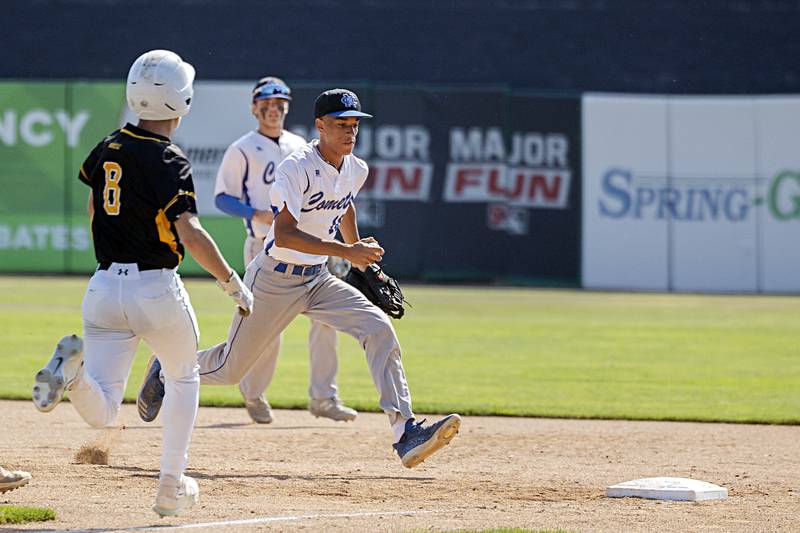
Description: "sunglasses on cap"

(253, 83), (292, 101)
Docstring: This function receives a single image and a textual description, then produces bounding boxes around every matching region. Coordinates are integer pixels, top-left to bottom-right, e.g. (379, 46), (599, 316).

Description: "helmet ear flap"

(126, 50), (195, 120)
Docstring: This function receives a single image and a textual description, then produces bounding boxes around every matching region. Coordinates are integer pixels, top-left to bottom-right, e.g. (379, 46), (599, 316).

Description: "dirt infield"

(1, 400), (798, 532)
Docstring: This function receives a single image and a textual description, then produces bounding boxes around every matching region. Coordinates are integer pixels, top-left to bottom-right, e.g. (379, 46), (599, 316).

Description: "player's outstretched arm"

(214, 193), (273, 225)
(273, 206), (382, 268)
(174, 213), (253, 315)
(174, 213), (232, 281)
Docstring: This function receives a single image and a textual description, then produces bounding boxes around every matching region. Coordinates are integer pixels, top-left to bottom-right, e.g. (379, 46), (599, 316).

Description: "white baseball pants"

(68, 265), (200, 478)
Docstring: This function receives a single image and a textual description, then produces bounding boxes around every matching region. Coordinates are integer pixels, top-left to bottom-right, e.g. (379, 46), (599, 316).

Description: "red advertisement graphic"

(359, 161), (433, 201)
(444, 164), (570, 208)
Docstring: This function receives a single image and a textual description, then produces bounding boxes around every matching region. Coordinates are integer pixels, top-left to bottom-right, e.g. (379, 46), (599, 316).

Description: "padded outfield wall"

(3, 80), (799, 292)
(582, 95), (800, 294)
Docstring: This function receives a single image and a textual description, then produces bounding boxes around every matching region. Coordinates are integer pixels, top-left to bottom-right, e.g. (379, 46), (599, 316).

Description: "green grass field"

(1, 275), (798, 423)
(0, 505), (55, 524)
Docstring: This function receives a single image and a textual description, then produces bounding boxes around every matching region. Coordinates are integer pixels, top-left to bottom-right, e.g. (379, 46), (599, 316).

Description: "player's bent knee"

(83, 405), (120, 429)
(159, 360), (199, 383)
(361, 321), (401, 357)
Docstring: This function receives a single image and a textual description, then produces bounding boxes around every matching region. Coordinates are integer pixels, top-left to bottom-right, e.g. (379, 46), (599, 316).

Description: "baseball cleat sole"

(138, 355), (165, 423)
(0, 473), (31, 494)
(32, 334), (84, 413)
(402, 414), (461, 468)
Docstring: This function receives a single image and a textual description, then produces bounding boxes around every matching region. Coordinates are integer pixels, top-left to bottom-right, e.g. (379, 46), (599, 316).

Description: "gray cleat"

(32, 334), (84, 413)
(244, 396), (274, 424)
(309, 397), (358, 422)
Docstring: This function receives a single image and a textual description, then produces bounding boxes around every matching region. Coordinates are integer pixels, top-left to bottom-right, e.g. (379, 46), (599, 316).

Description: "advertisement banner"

(418, 90), (582, 282)
(171, 83), (582, 283)
(582, 95), (670, 290)
(0, 81), (126, 273)
(668, 98), (758, 292)
(755, 98), (800, 293)
(582, 94), (800, 293)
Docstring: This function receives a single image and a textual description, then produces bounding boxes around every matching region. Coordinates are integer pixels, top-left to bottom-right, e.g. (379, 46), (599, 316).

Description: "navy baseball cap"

(314, 89), (372, 118)
(252, 77), (292, 101)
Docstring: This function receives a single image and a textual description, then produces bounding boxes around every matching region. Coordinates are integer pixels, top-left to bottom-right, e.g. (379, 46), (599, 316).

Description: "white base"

(606, 477), (728, 502)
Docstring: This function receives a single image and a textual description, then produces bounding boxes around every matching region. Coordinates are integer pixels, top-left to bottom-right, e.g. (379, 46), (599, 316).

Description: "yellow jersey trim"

(79, 164), (90, 182)
(163, 191), (197, 213)
(154, 191), (196, 264)
(121, 128), (170, 144)
(155, 210), (183, 264)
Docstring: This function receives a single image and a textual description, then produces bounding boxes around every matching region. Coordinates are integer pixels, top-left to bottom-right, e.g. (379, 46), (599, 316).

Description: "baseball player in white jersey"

(30, 50), (254, 516)
(140, 89), (461, 468)
(211, 77), (356, 424)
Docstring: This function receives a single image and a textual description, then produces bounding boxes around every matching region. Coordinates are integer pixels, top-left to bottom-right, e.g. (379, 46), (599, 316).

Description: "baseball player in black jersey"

(30, 50), (253, 517)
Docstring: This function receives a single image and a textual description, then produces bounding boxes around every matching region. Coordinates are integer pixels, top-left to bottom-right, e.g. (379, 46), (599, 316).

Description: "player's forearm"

(339, 204), (360, 244)
(215, 193), (256, 220)
(183, 230), (235, 281)
(275, 224), (351, 258)
(175, 214), (234, 281)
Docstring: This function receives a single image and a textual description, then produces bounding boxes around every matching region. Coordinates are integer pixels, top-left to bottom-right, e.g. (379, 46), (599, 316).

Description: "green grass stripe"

(0, 505), (56, 524)
(2, 276), (798, 424)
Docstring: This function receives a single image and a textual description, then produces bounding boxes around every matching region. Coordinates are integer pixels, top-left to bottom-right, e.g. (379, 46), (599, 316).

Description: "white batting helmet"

(126, 50), (195, 120)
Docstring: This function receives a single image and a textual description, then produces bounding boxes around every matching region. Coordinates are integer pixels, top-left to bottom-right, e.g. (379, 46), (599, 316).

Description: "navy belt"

(274, 262), (323, 276)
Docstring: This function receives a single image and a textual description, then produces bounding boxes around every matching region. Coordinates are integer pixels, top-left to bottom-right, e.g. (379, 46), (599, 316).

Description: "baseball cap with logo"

(314, 89), (372, 118)
(252, 76), (292, 101)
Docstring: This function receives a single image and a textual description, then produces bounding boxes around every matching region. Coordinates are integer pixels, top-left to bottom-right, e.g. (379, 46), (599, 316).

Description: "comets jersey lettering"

(214, 129), (306, 238)
(266, 141), (369, 265)
(78, 123), (197, 269)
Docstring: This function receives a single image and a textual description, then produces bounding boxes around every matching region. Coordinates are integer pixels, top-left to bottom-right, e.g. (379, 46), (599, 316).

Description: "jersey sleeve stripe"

(163, 191), (198, 213)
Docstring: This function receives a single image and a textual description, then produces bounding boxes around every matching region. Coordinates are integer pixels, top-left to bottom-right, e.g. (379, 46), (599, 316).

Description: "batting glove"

(217, 271), (254, 316)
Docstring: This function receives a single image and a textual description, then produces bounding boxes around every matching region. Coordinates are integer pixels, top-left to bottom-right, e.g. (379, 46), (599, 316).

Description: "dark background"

(5, 0), (800, 94)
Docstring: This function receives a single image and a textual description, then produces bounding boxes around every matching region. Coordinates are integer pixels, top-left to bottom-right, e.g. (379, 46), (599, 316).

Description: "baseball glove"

(345, 264), (406, 319)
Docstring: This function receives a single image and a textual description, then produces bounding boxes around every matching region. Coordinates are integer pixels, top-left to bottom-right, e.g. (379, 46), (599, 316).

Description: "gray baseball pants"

(238, 236), (340, 401)
(197, 252), (413, 426)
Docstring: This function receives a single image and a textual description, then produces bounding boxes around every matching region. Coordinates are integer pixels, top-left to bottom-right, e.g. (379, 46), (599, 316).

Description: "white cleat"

(32, 334), (84, 413)
(0, 467), (31, 494)
(152, 474), (199, 517)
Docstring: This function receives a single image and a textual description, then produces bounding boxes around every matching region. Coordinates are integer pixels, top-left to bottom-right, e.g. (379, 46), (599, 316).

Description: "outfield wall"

(0, 81), (582, 283)
(582, 94), (800, 293)
(2, 81), (798, 292)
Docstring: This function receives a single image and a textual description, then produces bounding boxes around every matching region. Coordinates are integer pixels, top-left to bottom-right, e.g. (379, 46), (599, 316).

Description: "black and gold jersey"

(79, 123), (197, 269)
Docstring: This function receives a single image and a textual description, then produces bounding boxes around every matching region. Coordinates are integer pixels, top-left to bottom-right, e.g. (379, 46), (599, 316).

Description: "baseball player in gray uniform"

(140, 89), (460, 468)
(30, 50), (253, 516)
(212, 77), (355, 424)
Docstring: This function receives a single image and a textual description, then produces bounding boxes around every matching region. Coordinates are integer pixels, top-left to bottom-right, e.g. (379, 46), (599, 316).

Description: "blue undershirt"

(215, 193), (256, 220)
